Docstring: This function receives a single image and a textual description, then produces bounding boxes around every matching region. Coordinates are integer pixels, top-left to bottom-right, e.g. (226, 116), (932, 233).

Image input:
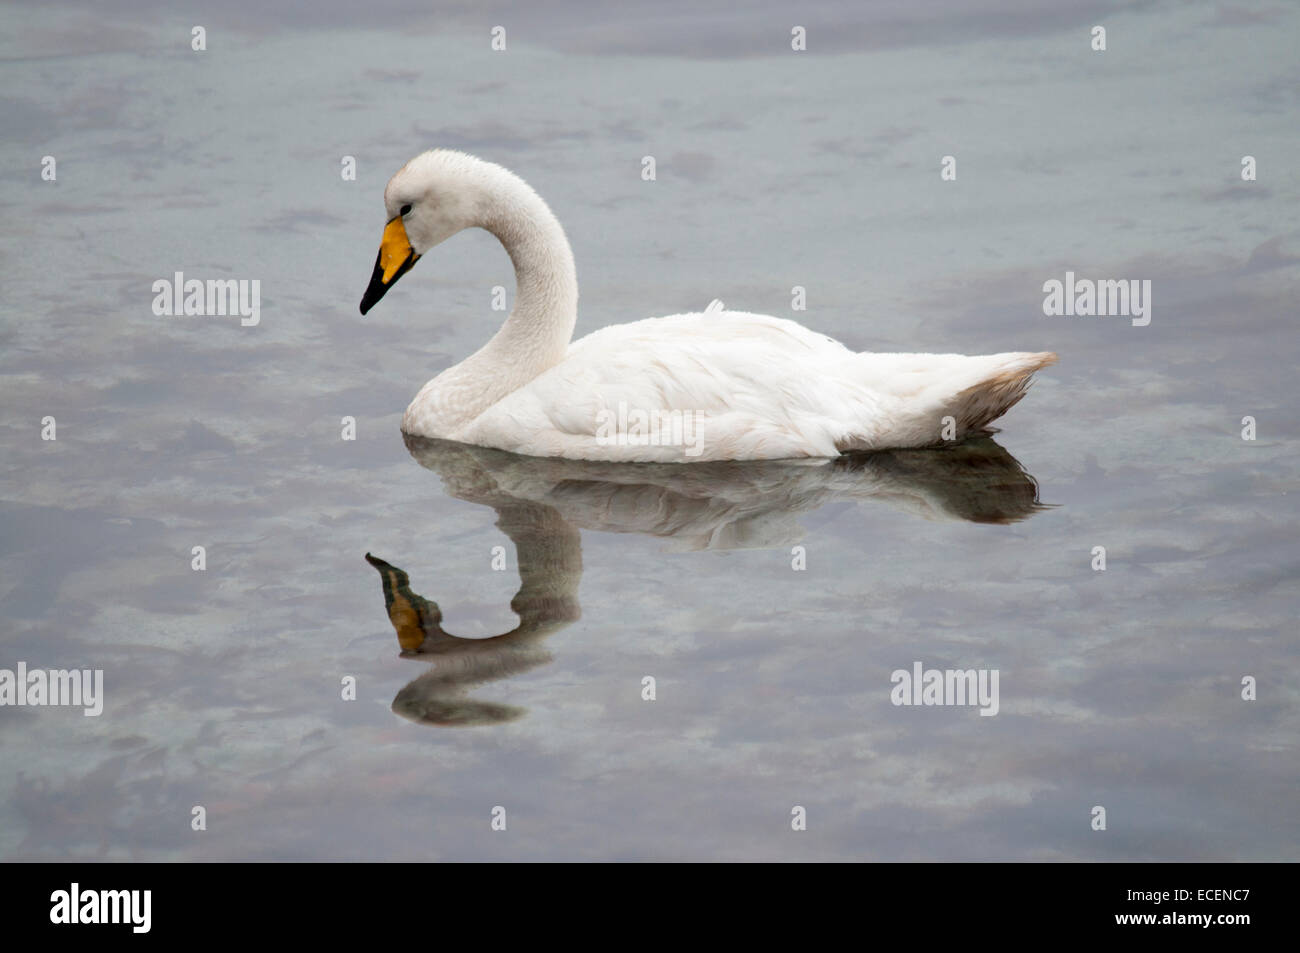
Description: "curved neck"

(477, 178), (578, 372)
(405, 165), (580, 437)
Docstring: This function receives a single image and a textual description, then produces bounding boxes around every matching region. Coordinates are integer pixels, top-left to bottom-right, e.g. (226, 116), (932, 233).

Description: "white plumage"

(361, 150), (1055, 462)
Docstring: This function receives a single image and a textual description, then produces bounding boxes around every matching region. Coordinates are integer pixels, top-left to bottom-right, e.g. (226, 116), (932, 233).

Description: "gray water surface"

(1, 1), (1297, 860)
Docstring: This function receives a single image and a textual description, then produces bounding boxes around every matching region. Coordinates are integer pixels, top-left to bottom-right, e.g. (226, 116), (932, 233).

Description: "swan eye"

(400, 204), (413, 216)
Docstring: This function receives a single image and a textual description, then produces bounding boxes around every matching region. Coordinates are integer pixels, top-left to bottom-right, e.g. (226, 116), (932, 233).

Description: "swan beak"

(359, 216), (420, 314)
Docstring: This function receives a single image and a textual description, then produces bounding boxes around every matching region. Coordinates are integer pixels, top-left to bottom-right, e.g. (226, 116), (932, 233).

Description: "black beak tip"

(359, 278), (387, 315)
(359, 249), (387, 316)
(358, 249), (417, 317)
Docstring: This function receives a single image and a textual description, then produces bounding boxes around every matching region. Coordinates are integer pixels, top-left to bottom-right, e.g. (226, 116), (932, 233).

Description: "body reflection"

(368, 435), (1047, 726)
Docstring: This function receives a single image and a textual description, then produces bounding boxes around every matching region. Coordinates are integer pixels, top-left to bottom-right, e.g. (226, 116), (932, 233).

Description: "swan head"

(359, 150), (485, 315)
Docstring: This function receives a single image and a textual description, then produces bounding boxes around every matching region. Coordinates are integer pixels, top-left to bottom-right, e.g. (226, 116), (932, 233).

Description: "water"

(1, 1), (1296, 860)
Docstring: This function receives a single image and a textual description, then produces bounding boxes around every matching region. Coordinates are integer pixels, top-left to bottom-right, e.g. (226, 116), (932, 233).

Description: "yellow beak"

(360, 216), (420, 314)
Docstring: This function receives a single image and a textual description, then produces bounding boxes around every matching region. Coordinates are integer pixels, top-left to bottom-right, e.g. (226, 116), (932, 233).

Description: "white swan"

(359, 150), (1056, 463)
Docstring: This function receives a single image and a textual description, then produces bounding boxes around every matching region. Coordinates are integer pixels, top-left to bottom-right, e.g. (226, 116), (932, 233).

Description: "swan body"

(359, 150), (1055, 463)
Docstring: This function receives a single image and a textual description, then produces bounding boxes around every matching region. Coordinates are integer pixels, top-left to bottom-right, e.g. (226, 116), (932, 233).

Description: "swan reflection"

(367, 435), (1047, 726)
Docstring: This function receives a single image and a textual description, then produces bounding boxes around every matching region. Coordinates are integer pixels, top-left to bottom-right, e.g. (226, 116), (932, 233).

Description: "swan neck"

(480, 184), (577, 367)
(402, 164), (579, 440)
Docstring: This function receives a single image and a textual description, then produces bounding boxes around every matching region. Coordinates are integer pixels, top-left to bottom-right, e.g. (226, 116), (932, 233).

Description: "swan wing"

(459, 311), (886, 461)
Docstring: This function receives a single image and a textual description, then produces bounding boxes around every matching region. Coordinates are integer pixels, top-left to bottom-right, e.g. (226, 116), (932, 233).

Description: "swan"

(359, 149), (1056, 463)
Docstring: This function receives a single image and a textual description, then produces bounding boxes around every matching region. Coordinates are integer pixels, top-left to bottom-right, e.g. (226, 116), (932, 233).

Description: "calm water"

(1, 1), (1297, 860)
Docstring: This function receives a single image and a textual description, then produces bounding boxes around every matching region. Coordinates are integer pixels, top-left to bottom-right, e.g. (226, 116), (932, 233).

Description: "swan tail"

(942, 351), (1057, 438)
(835, 351), (1056, 451)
